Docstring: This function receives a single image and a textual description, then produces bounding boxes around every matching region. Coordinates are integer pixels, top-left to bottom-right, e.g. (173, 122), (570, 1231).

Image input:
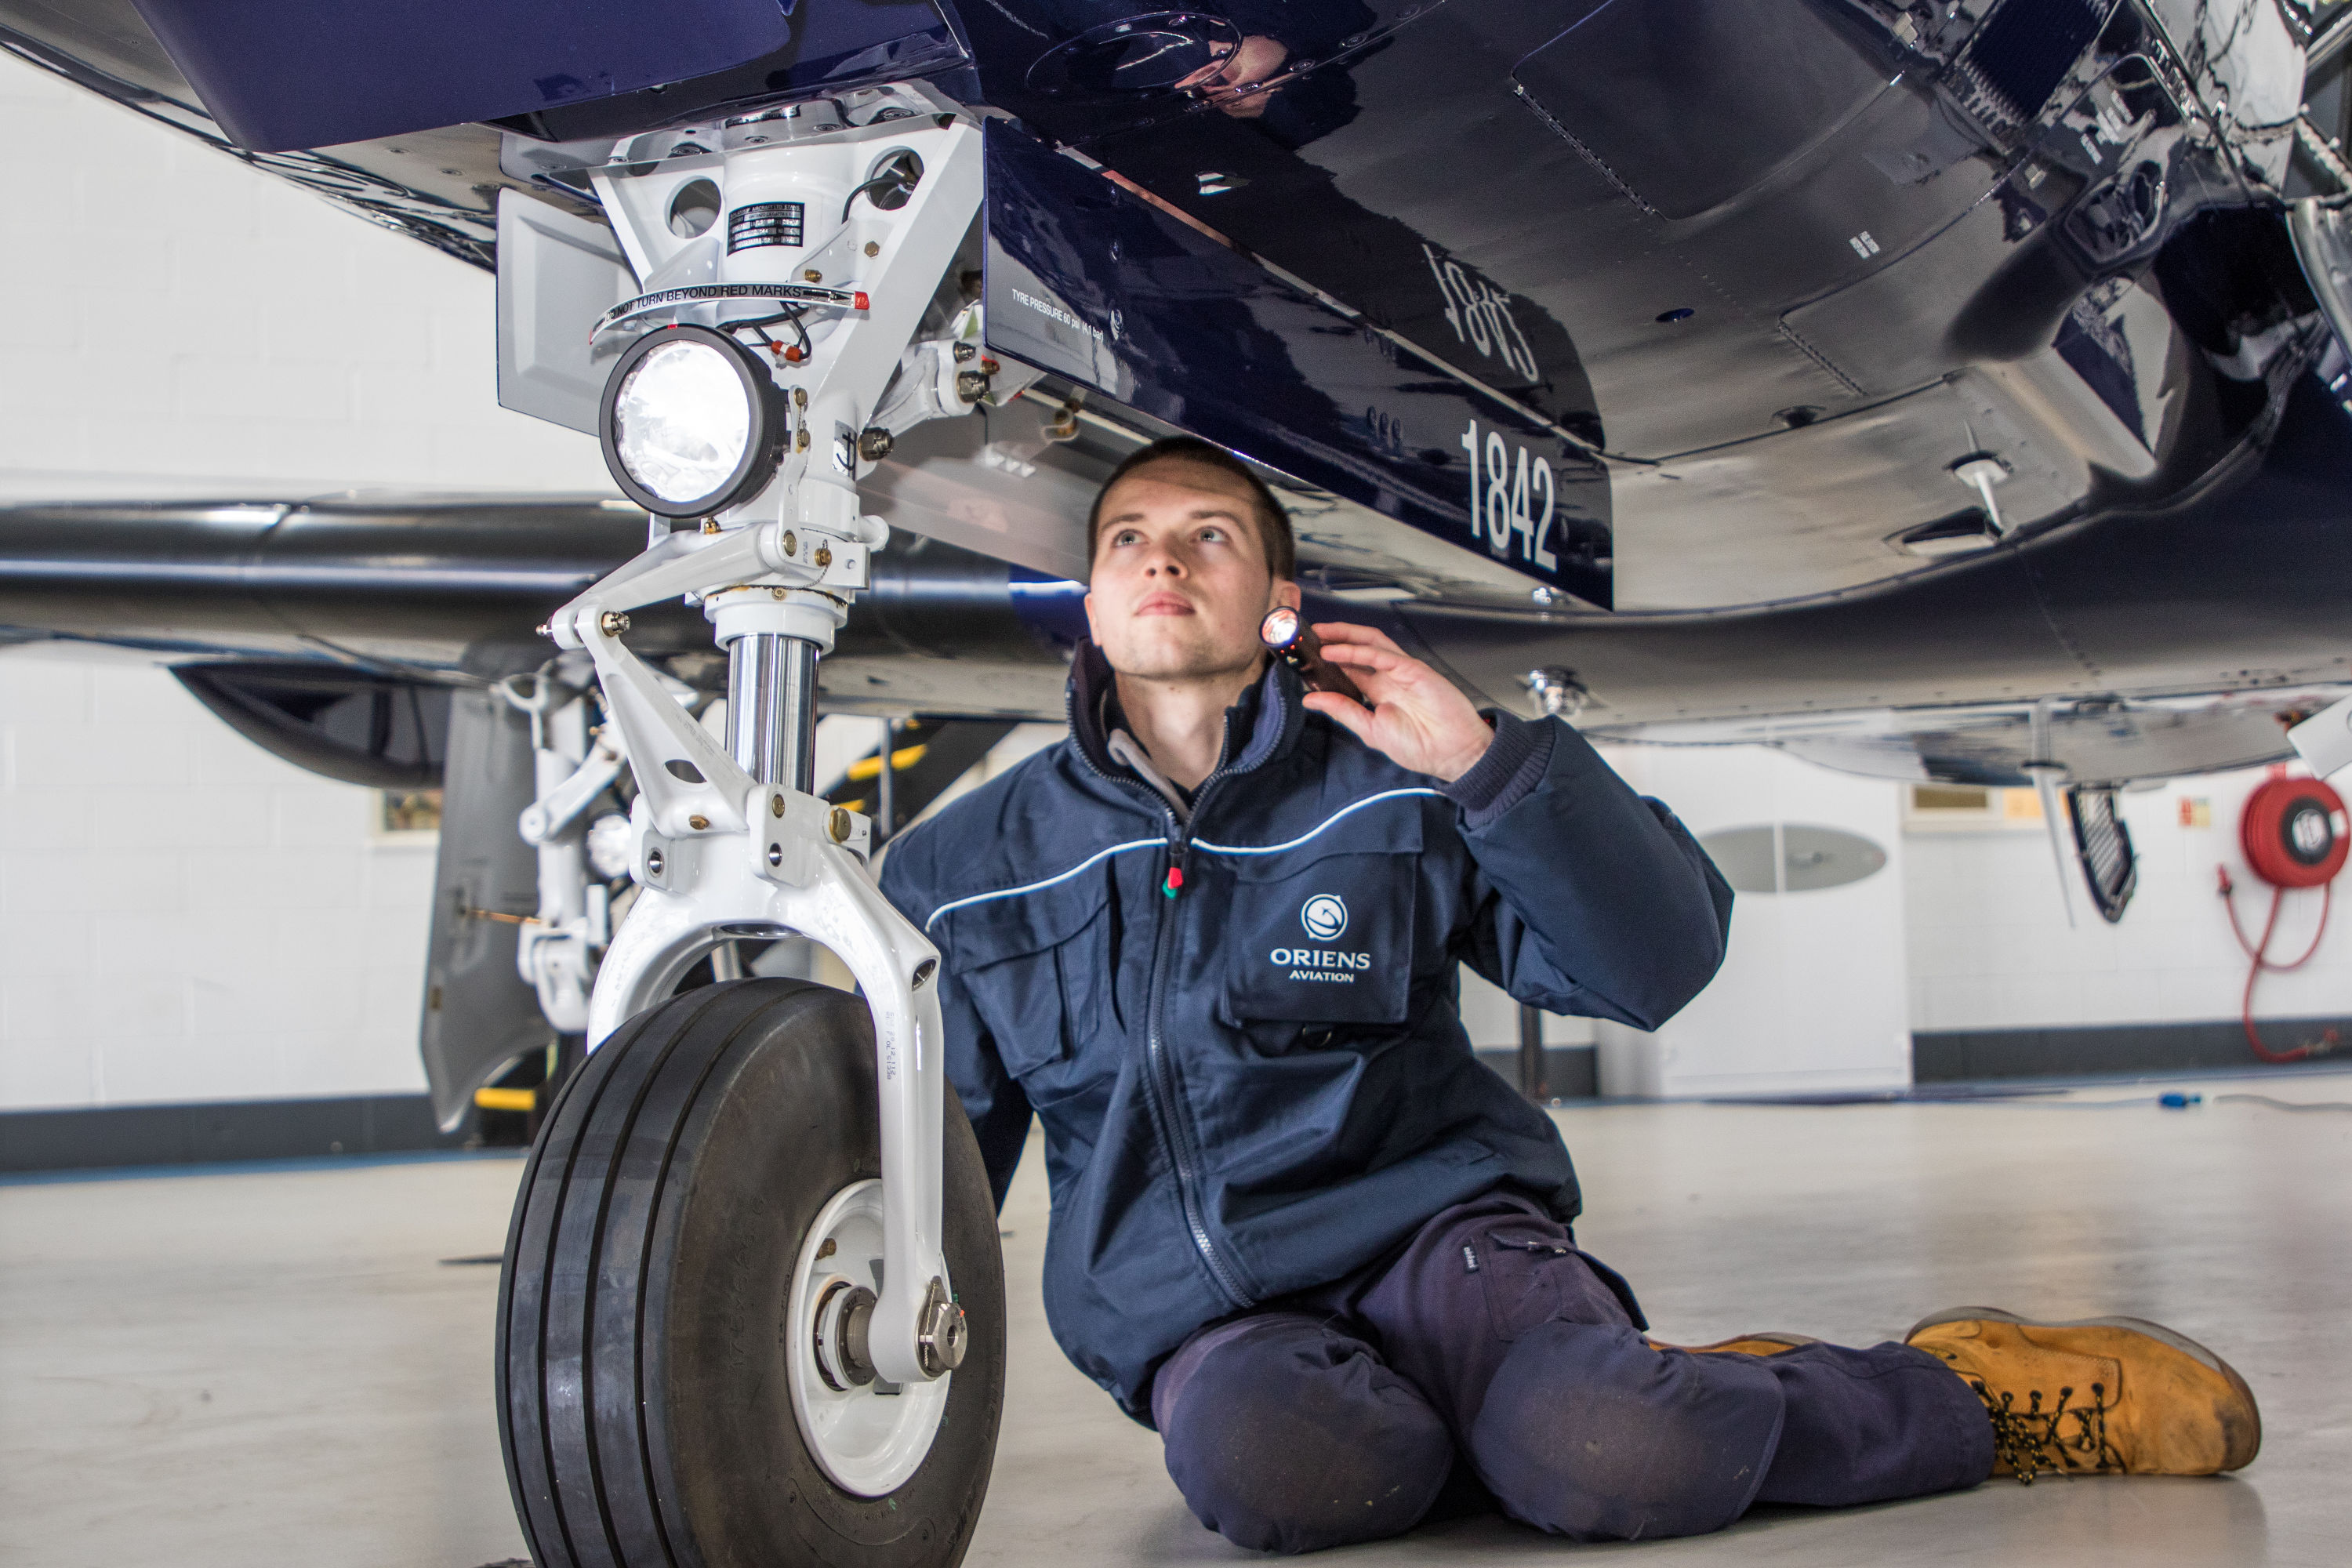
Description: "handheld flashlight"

(1260, 608), (1365, 705)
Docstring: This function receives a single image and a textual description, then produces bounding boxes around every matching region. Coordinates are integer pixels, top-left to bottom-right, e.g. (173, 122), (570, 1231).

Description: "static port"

(1656, 307), (1695, 324)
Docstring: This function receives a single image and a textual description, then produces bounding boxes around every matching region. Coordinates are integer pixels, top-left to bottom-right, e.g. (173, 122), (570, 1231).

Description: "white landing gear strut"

(544, 93), (985, 1417)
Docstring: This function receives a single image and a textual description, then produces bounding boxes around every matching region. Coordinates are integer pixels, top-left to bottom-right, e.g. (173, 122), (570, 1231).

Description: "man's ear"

(1269, 577), (1302, 613)
(1082, 589), (1102, 644)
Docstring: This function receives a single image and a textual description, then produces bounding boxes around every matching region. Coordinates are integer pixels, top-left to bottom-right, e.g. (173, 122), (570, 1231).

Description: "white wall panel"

(0, 656), (434, 1110)
(1591, 744), (1911, 1098)
(1905, 765), (2352, 1033)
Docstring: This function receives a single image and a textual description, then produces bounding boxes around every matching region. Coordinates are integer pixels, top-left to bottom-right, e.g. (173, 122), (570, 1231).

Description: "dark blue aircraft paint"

(114, 0), (2317, 625)
(126, 0), (956, 152)
(980, 122), (1611, 605)
(945, 1), (1610, 444)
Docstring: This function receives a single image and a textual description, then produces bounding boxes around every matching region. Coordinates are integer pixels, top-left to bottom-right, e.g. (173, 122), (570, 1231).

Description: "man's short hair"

(1087, 436), (1296, 581)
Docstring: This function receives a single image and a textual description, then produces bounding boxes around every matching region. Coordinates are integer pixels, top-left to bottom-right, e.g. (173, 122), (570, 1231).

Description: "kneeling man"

(880, 437), (2259, 1552)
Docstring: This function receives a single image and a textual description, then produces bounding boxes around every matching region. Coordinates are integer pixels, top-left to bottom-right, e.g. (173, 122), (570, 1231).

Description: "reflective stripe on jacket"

(879, 644), (1733, 1421)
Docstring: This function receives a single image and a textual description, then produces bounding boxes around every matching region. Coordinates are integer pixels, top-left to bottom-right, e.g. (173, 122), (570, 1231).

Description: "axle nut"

(918, 1278), (968, 1376)
(598, 611), (631, 637)
(857, 427), (895, 462)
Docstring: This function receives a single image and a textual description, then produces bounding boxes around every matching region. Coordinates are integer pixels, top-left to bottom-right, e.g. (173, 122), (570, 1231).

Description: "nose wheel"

(498, 978), (1005, 1566)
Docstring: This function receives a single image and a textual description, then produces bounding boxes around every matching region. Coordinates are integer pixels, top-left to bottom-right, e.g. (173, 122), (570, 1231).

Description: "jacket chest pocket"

(947, 873), (1123, 1107)
(1214, 832), (1421, 1027)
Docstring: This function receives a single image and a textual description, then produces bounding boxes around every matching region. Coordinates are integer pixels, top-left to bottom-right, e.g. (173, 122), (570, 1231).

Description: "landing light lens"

(598, 325), (783, 517)
(615, 341), (751, 503)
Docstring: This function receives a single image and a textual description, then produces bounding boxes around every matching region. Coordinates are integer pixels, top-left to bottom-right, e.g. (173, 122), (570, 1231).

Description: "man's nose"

(1144, 546), (1186, 576)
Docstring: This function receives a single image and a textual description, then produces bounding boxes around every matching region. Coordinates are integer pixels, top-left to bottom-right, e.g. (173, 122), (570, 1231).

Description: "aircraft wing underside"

(4, 0), (2352, 793)
(4, 0), (2346, 614)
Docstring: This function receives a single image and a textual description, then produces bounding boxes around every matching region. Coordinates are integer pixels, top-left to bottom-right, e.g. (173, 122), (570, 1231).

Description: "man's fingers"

(1317, 641), (1406, 673)
(1301, 691), (1377, 741)
(1310, 622), (1404, 655)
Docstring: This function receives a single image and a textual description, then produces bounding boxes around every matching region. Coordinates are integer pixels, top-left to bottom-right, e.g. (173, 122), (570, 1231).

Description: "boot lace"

(1969, 1377), (2123, 1483)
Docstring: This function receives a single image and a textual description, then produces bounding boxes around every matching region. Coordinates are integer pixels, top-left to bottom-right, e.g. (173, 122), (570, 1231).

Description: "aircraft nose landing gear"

(495, 85), (1007, 1566)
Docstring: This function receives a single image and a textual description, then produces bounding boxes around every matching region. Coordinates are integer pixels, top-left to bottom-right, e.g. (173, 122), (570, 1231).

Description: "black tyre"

(498, 978), (1006, 1566)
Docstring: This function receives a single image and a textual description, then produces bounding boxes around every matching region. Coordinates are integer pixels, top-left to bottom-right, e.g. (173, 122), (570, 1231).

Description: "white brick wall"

(0, 654), (435, 1109)
(0, 53), (612, 493)
(0, 50), (621, 1111)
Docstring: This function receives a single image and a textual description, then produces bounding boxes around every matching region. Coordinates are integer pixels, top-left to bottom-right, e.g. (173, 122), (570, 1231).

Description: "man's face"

(1084, 460), (1298, 681)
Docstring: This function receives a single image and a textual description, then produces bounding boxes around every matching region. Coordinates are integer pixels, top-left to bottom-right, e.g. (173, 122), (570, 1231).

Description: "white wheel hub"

(786, 1179), (950, 1494)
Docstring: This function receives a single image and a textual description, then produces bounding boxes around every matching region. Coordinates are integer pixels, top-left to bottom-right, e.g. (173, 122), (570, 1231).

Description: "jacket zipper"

(1144, 819), (1253, 1308)
(1069, 683), (1271, 1311)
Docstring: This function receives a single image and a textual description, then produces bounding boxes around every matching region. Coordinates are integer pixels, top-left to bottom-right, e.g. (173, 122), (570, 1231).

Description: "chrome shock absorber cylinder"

(726, 630), (821, 791)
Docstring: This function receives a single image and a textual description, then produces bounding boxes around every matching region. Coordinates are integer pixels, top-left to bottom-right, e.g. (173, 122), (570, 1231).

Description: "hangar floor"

(4, 1071), (2347, 1568)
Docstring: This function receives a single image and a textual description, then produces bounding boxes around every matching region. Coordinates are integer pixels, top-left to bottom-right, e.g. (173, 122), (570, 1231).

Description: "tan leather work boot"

(1906, 1308), (2260, 1481)
(1648, 1332), (1820, 1356)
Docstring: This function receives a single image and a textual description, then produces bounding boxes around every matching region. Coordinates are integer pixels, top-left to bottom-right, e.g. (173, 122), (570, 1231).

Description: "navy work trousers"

(1150, 1192), (1994, 1553)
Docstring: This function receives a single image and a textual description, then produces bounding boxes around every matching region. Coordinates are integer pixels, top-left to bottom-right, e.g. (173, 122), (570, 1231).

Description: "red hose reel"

(2219, 769), (2348, 1062)
(2239, 774), (2350, 887)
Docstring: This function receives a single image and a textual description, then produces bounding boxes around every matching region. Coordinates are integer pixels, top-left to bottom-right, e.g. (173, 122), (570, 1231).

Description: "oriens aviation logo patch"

(1301, 894), (1348, 942)
(1267, 893), (1370, 987)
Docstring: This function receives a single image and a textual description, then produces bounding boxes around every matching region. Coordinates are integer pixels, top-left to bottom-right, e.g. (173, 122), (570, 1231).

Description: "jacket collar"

(1067, 640), (1305, 802)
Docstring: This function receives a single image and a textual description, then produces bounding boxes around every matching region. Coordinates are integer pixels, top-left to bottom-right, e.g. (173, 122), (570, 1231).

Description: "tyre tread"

(513, 990), (739, 1568)
(502, 1003), (666, 1568)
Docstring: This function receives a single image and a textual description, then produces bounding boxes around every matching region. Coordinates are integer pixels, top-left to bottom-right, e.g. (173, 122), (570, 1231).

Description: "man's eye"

(1199, 526), (1227, 543)
(1114, 529), (1142, 546)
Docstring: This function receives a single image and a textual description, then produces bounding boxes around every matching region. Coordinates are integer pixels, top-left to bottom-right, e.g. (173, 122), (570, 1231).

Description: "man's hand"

(1302, 622), (1495, 782)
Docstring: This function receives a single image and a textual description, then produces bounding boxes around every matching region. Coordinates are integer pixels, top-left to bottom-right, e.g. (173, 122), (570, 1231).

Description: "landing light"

(599, 325), (786, 517)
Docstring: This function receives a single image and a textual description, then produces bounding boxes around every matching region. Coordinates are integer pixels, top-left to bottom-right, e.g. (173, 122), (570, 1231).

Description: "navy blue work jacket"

(879, 645), (1732, 1421)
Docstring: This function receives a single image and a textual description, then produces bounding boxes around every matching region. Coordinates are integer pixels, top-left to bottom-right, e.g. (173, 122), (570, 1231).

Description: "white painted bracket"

(750, 782), (870, 886)
(499, 666), (619, 1036)
(521, 742), (626, 845)
(576, 606), (753, 838)
(548, 522), (816, 648)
